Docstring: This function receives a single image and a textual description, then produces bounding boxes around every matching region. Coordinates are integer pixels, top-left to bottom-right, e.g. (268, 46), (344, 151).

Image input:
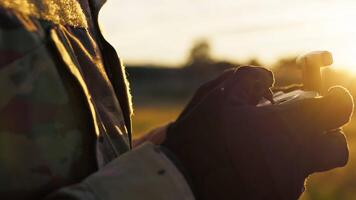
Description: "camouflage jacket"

(0, 0), (193, 199)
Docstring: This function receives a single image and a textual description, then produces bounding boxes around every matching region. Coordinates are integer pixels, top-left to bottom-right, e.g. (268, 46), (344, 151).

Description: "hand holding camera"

(163, 51), (353, 200)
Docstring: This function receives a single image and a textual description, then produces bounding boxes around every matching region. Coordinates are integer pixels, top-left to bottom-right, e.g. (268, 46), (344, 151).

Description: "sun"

(331, 47), (356, 74)
(326, 11), (356, 74)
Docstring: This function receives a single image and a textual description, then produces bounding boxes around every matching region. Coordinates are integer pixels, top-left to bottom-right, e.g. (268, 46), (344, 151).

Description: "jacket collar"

(90, 0), (107, 16)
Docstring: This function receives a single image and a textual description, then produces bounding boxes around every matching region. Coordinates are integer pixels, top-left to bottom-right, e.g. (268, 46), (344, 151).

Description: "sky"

(99, 0), (356, 70)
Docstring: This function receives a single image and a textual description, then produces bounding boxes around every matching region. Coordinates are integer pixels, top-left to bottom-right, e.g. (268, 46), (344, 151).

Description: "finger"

(178, 66), (275, 121)
(271, 86), (353, 134)
(301, 130), (349, 174)
(223, 66), (275, 105)
(132, 123), (170, 147)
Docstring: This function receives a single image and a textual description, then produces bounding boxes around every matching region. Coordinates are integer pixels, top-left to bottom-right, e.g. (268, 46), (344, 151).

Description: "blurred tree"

(247, 58), (262, 66)
(186, 39), (213, 67)
(272, 56), (302, 86)
(274, 57), (299, 70)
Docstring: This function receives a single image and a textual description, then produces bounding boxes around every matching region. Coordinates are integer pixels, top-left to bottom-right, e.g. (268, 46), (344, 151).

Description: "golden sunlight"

(100, 1), (356, 69)
(330, 10), (356, 73)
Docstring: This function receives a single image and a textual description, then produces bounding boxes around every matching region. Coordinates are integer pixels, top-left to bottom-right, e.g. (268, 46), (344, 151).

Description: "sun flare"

(318, 9), (356, 74)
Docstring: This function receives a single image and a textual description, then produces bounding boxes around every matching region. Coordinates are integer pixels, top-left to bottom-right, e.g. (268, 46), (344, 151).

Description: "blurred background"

(100, 1), (356, 199)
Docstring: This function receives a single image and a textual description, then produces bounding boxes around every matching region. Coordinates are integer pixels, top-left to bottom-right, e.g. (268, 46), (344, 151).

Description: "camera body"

(258, 50), (332, 107)
(258, 89), (318, 106)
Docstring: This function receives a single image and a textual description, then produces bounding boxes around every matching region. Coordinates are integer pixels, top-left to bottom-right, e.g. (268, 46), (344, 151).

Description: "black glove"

(162, 66), (353, 200)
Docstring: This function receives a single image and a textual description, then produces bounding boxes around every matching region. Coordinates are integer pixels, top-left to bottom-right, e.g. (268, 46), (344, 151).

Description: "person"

(0, 1), (353, 200)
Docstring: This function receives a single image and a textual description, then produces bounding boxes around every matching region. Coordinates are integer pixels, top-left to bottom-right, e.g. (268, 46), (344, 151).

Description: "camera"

(259, 50), (332, 106)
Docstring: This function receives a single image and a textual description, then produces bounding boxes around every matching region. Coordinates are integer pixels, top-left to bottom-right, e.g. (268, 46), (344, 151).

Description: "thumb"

(223, 66), (275, 105)
(321, 86), (354, 129)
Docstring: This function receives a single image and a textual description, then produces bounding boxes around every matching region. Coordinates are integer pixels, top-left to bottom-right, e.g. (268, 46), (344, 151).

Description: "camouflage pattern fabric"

(0, 15), (96, 199)
(0, 0), (88, 28)
(0, 0), (132, 199)
(48, 0), (131, 163)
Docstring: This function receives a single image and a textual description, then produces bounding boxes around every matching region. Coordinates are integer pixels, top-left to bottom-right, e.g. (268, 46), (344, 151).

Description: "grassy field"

(132, 103), (356, 200)
(132, 104), (184, 137)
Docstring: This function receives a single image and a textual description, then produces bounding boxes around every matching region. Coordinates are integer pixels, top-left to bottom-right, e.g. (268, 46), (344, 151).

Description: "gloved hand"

(133, 124), (170, 147)
(162, 66), (353, 200)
